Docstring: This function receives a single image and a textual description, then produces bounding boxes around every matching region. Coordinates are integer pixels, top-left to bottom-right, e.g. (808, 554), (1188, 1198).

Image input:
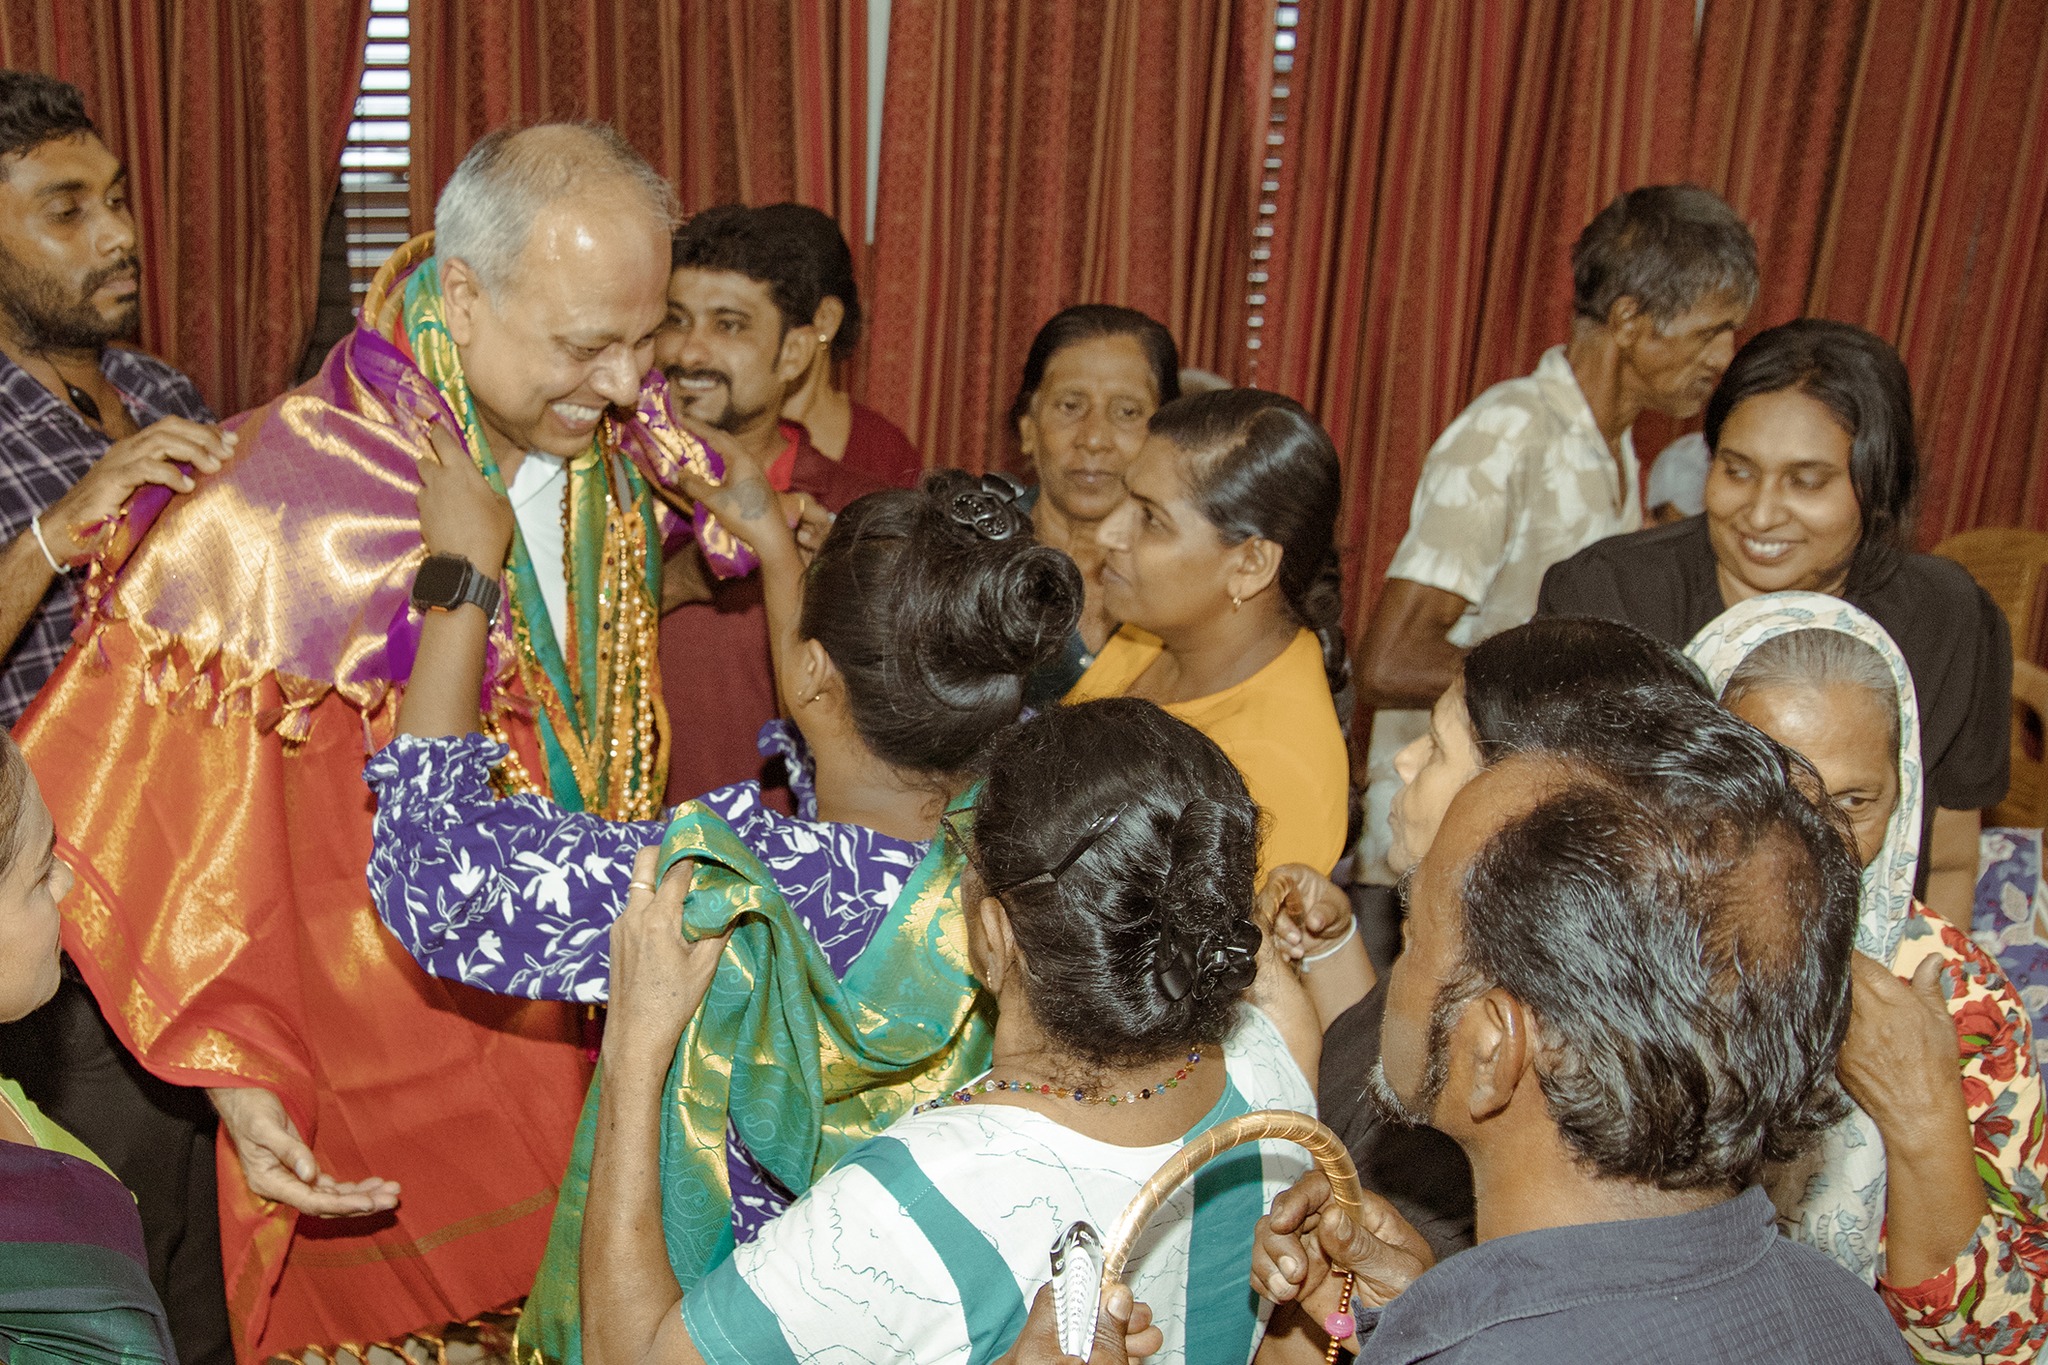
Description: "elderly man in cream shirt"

(1352, 185), (1757, 881)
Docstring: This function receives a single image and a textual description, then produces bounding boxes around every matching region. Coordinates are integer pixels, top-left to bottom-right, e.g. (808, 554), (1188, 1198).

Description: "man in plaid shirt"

(0, 73), (230, 730)
(0, 71), (234, 1365)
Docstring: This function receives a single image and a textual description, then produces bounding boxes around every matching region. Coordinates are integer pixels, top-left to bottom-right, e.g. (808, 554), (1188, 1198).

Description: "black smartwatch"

(411, 553), (502, 619)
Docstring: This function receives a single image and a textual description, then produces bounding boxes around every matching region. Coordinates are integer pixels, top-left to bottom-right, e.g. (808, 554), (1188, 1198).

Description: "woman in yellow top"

(0, 729), (176, 1364)
(1066, 387), (1350, 880)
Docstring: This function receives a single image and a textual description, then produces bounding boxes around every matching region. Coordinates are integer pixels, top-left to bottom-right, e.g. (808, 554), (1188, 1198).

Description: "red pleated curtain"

(1256, 0), (1695, 635)
(404, 0), (867, 303)
(865, 0), (1275, 475)
(0, 1), (369, 416)
(1689, 0), (2048, 543)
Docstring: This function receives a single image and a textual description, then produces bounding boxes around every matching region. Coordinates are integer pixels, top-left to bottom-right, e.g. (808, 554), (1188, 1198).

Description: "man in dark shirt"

(1256, 693), (1912, 1362)
(655, 204), (884, 805)
(0, 70), (232, 1365)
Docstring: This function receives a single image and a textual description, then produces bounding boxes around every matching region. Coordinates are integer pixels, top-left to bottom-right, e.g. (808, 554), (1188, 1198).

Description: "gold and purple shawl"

(73, 231), (749, 817)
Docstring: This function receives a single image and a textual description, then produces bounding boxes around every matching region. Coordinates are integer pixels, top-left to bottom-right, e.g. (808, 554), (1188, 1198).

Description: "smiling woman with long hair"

(1538, 319), (2011, 923)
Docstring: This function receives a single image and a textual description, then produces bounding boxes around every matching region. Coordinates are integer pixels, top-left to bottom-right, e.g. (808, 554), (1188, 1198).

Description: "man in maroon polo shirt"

(657, 204), (886, 806)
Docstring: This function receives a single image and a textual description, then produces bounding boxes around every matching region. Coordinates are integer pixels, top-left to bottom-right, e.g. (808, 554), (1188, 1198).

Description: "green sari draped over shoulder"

(515, 797), (994, 1365)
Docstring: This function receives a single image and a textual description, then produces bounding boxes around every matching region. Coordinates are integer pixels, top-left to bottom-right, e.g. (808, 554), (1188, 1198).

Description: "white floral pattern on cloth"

(364, 722), (929, 1002)
(1361, 345), (1642, 881)
(1687, 592), (1923, 1286)
(365, 721), (934, 1243)
(1974, 828), (2048, 1069)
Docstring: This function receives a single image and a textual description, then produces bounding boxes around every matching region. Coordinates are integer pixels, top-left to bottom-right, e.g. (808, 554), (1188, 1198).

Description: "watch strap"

(454, 562), (502, 618)
(412, 552), (502, 619)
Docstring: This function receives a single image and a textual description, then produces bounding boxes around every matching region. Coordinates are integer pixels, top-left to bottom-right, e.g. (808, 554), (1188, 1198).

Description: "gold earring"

(1231, 594), (1242, 610)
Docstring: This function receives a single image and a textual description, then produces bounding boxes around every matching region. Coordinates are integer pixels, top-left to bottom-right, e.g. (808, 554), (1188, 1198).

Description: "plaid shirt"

(0, 347), (213, 727)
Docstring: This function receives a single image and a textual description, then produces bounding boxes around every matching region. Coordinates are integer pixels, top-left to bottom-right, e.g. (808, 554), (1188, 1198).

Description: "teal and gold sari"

(514, 797), (994, 1365)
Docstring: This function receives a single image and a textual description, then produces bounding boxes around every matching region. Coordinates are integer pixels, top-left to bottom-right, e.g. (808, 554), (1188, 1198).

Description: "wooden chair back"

(1995, 659), (2048, 830)
(1933, 528), (2048, 664)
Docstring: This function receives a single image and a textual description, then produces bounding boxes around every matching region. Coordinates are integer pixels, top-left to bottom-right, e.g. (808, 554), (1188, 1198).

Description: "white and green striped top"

(682, 1004), (1316, 1364)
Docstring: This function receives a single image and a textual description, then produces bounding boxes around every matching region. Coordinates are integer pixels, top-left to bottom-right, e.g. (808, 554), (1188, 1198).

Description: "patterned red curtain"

(0, 0), (370, 415)
(405, 0), (866, 287)
(865, 0), (1274, 474)
(1255, 0), (1696, 635)
(1689, 0), (2048, 543)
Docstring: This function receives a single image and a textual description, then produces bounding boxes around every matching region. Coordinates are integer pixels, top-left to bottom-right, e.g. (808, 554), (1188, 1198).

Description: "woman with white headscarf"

(1689, 592), (2048, 1363)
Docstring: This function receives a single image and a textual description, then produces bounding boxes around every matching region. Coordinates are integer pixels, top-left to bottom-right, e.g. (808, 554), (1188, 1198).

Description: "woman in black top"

(1539, 320), (2009, 921)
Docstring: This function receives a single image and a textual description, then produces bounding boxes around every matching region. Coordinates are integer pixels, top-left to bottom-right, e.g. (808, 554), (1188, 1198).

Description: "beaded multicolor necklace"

(912, 1051), (1203, 1115)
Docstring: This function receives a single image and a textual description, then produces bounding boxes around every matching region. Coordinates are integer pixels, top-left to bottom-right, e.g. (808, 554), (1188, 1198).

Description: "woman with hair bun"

(1068, 388), (1350, 884)
(583, 698), (1321, 1365)
(366, 450), (1086, 1360)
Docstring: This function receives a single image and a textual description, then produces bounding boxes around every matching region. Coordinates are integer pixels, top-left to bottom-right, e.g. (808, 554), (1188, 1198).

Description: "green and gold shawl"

(397, 257), (667, 818)
(514, 799), (994, 1365)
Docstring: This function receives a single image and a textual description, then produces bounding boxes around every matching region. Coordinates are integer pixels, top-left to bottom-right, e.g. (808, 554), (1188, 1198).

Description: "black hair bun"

(916, 470), (1083, 680)
(797, 471), (1083, 777)
(1152, 797), (1261, 1003)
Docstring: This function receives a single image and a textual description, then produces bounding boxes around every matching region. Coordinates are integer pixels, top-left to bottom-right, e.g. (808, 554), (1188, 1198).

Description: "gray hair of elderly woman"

(433, 122), (680, 296)
(1719, 629), (1901, 755)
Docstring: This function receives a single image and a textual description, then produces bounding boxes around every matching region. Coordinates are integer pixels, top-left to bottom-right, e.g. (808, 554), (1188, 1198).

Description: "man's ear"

(441, 257), (487, 348)
(1605, 294), (1649, 352)
(810, 296), (846, 353)
(1226, 536), (1284, 605)
(774, 321), (817, 388)
(1461, 987), (1532, 1124)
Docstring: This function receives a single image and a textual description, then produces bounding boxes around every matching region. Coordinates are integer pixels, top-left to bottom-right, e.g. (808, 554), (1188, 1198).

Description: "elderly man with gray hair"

(1351, 184), (1760, 886)
(15, 122), (731, 1359)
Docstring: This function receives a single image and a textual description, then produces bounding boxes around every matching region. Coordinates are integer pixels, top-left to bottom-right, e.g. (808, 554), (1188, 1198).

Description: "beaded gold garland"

(912, 1051), (1203, 1115)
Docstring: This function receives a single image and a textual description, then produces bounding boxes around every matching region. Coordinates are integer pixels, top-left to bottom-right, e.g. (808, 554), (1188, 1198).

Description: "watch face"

(413, 555), (469, 609)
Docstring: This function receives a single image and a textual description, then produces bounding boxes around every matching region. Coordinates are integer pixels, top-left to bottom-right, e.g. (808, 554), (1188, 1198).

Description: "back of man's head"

(750, 202), (860, 359)
(0, 71), (94, 171)
(434, 122), (678, 296)
(1453, 713), (1859, 1192)
(1571, 183), (1759, 326)
(1463, 616), (1711, 765)
(670, 203), (829, 340)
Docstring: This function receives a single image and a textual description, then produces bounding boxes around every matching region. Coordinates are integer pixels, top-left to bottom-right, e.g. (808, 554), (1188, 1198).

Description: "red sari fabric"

(10, 312), (618, 1357)
(21, 645), (590, 1359)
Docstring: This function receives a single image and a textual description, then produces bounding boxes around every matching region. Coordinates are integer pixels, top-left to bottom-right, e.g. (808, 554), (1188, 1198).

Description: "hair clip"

(948, 473), (1028, 542)
(1155, 929), (1199, 1002)
(987, 808), (1122, 898)
(1156, 919), (1259, 1002)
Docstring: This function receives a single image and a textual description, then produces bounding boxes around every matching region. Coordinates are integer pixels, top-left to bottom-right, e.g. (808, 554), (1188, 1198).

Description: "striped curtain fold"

(865, 0), (1273, 474)
(405, 0), (866, 290)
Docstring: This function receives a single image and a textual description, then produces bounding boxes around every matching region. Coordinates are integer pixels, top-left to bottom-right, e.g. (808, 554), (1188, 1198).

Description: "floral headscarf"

(1687, 590), (1922, 1285)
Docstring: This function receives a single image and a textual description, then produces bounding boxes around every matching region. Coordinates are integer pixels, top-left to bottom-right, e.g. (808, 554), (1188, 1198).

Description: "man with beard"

(0, 71), (234, 1365)
(0, 73), (230, 723)
(656, 203), (884, 805)
(17, 122), (739, 1359)
(1249, 701), (1911, 1363)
